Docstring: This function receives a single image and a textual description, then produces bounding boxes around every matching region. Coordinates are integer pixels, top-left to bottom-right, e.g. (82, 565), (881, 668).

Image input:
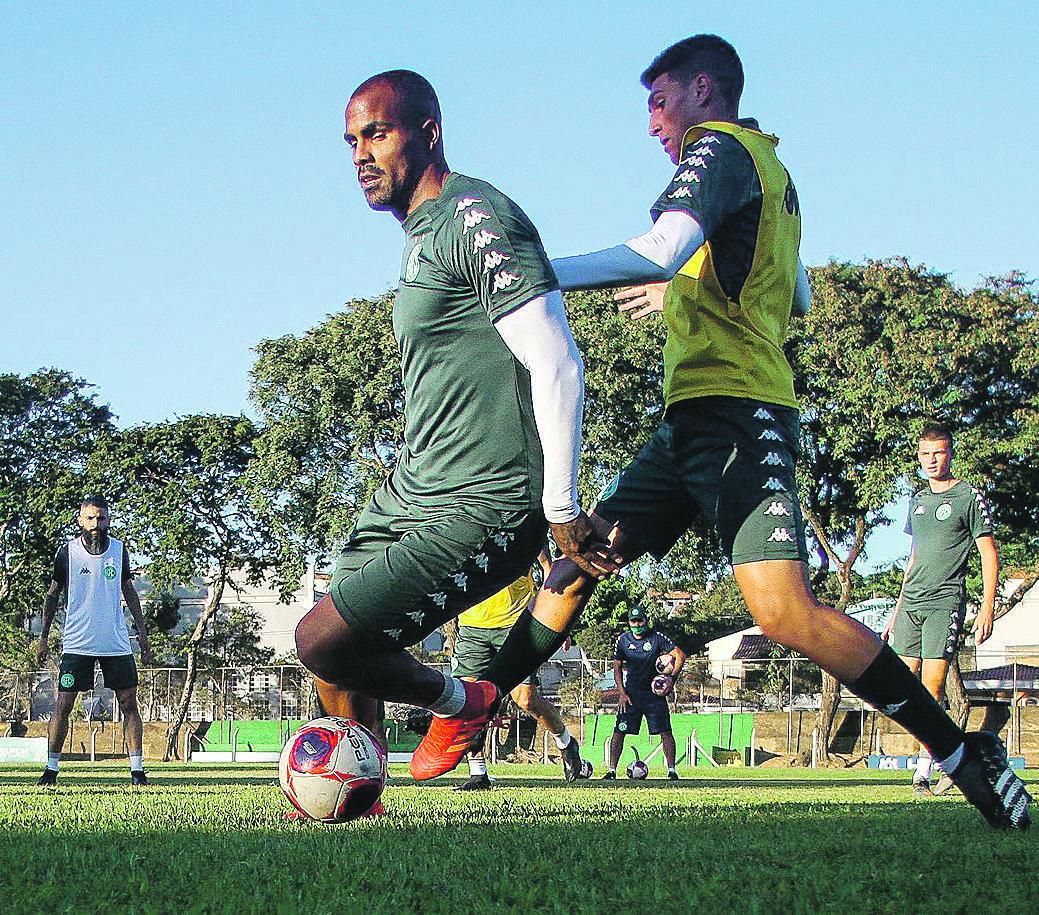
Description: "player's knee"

(116, 691), (140, 716)
(511, 685), (534, 713)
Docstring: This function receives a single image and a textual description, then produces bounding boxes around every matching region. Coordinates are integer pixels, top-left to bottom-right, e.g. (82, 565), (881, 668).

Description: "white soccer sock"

(47, 752), (60, 772)
(429, 674), (467, 717)
(552, 726), (572, 749)
(940, 743), (965, 775)
(129, 753), (144, 772)
(468, 757), (488, 777)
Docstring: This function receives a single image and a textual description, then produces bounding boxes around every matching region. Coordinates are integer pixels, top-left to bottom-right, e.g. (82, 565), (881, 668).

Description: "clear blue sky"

(3, 2), (1036, 568)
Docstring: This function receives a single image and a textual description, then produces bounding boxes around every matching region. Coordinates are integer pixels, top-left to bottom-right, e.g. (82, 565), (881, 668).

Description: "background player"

(468, 35), (1030, 829)
(453, 551), (592, 789)
(603, 607), (684, 780)
(293, 70), (615, 784)
(36, 496), (153, 786)
(883, 423), (1001, 795)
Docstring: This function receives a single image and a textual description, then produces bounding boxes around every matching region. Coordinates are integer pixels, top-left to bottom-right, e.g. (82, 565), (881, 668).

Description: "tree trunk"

(946, 656), (970, 730)
(163, 574), (225, 761)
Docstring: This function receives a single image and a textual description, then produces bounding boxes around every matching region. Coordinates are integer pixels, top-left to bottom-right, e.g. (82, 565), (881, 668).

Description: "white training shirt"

(62, 536), (132, 656)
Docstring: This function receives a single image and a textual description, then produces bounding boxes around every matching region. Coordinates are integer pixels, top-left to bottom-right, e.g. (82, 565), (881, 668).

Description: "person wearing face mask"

(603, 606), (684, 780)
(36, 496), (152, 786)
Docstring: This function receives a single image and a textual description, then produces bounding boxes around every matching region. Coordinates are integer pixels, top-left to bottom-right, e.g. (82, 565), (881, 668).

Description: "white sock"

(552, 727), (572, 749)
(940, 743), (965, 775)
(130, 753), (144, 772)
(429, 675), (466, 717)
(468, 757), (488, 777)
(914, 754), (932, 782)
(47, 752), (60, 772)
(668, 767), (677, 775)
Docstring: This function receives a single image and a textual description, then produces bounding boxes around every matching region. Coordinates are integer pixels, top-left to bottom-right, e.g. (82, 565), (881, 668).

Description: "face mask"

(629, 623), (647, 636)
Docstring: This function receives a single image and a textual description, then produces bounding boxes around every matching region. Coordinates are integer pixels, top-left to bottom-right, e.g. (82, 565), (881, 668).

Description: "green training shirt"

(390, 172), (557, 512)
(902, 481), (994, 609)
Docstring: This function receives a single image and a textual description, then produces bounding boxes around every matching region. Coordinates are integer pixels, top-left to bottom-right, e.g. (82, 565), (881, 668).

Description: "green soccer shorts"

(58, 653), (139, 692)
(595, 396), (808, 565)
(329, 484), (547, 650)
(451, 624), (536, 685)
(890, 603), (966, 661)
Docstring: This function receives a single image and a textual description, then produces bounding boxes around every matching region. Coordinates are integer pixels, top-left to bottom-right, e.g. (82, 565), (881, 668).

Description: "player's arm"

(974, 535), (1000, 645)
(882, 550), (915, 642)
(613, 659), (629, 711)
(669, 644), (686, 679)
(122, 579), (152, 666)
(792, 260), (812, 317)
(494, 292), (620, 578)
(37, 580), (62, 667)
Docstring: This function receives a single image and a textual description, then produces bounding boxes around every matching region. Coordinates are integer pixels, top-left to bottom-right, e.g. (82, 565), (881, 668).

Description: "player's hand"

(975, 606), (994, 645)
(140, 644), (154, 667)
(35, 640), (49, 667)
(617, 690), (630, 712)
(613, 282), (668, 320)
(549, 512), (622, 579)
(880, 625), (891, 643)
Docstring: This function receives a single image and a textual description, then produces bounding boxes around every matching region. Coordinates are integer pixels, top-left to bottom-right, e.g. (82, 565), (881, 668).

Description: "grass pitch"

(1, 763), (1035, 913)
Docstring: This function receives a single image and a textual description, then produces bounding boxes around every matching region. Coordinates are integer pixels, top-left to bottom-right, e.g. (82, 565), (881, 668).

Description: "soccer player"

(603, 606), (684, 780)
(465, 35), (1030, 828)
(453, 552), (592, 789)
(883, 424), (1001, 796)
(293, 70), (616, 783)
(35, 496), (153, 786)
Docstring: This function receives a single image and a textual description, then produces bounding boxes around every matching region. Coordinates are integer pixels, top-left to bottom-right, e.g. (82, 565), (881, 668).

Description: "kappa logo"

(491, 270), (522, 294)
(680, 155), (710, 169)
(880, 700), (907, 716)
(405, 609), (425, 625)
(763, 501), (792, 517)
(914, 505), (926, 514)
(766, 528), (795, 543)
(451, 572), (469, 591)
(472, 229), (500, 252)
(758, 429), (782, 441)
(753, 408), (775, 421)
(454, 196), (482, 215)
(761, 477), (786, 492)
(697, 134), (721, 145)
(430, 591), (448, 609)
(384, 628), (403, 642)
(483, 250), (511, 272)
(667, 186), (694, 199)
(461, 209), (492, 234)
(688, 144), (715, 157)
(760, 452), (785, 466)
(675, 169), (702, 183)
(79, 567), (91, 575)
(473, 552), (489, 572)
(492, 531), (513, 550)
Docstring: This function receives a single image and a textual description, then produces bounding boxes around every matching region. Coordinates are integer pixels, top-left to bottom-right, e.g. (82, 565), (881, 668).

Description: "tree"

(790, 260), (1039, 756)
(90, 415), (275, 759)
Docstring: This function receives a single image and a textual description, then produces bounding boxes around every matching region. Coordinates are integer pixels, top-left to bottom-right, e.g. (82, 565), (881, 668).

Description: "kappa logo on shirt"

(759, 429), (782, 441)
(754, 408), (775, 421)
(687, 144), (716, 157)
(763, 502), (792, 517)
(472, 229), (500, 252)
(405, 609), (425, 625)
(451, 572), (469, 591)
(767, 528), (795, 543)
(461, 209), (492, 234)
(760, 452), (785, 466)
(473, 552), (489, 572)
(761, 477), (786, 492)
(680, 156), (710, 169)
(675, 169), (702, 183)
(384, 628), (403, 642)
(483, 250), (511, 272)
(79, 567), (91, 575)
(697, 134), (721, 145)
(454, 197), (482, 215)
(492, 531), (513, 550)
(667, 186), (694, 199)
(914, 505), (927, 515)
(491, 270), (522, 294)
(430, 592), (448, 609)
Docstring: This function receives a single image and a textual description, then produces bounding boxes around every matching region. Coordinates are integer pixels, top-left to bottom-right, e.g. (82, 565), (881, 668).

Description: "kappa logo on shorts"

(760, 452), (785, 466)
(766, 528), (795, 543)
(451, 572), (469, 591)
(675, 169), (702, 183)
(473, 552), (489, 572)
(460, 209), (492, 234)
(492, 531), (514, 551)
(754, 408), (775, 421)
(763, 501), (792, 517)
(472, 229), (501, 252)
(483, 250), (511, 272)
(430, 592), (448, 609)
(454, 196), (482, 215)
(491, 270), (522, 294)
(761, 477), (786, 491)
(384, 628), (403, 641)
(405, 609), (425, 625)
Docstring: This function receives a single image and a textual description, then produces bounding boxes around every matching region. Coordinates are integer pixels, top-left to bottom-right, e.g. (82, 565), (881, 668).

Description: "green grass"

(1, 763), (1036, 913)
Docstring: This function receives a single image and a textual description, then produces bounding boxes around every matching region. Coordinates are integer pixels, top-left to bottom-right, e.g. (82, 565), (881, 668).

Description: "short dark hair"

(352, 69), (442, 133)
(80, 495), (109, 511)
(641, 34), (744, 108)
(919, 423), (954, 447)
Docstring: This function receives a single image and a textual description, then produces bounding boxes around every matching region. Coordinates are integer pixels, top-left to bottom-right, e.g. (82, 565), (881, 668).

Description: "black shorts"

(616, 693), (671, 736)
(58, 654), (138, 692)
(330, 484), (547, 649)
(595, 396), (808, 565)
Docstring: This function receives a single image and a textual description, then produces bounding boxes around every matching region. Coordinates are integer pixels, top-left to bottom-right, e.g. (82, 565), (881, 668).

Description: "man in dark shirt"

(603, 607), (685, 780)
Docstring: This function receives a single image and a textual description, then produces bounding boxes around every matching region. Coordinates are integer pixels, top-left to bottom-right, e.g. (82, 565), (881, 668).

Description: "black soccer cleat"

(130, 770), (150, 787)
(668, 769), (680, 782)
(601, 769), (616, 780)
(454, 773), (493, 791)
(560, 738), (592, 782)
(950, 732), (1031, 829)
(36, 768), (58, 787)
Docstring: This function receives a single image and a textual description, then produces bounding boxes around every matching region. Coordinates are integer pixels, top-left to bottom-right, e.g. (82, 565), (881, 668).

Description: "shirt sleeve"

(904, 502), (915, 537)
(657, 632), (676, 653)
(613, 638), (625, 662)
(121, 547), (133, 583)
(51, 545), (68, 588)
(449, 187), (558, 323)
(649, 131), (759, 239)
(967, 488), (995, 539)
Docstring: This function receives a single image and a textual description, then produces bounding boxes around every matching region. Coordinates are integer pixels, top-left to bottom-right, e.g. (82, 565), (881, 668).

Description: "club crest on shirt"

(404, 237), (424, 283)
(935, 503), (953, 521)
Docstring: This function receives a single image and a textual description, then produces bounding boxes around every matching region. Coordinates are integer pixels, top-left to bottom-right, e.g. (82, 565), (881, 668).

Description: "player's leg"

(605, 730), (625, 779)
(912, 656), (952, 793)
(102, 654), (145, 782)
(606, 705), (642, 778)
(660, 730), (678, 778)
(313, 679), (386, 753)
(451, 626), (498, 790)
(645, 699), (677, 778)
(40, 654), (92, 784)
(511, 682), (591, 781)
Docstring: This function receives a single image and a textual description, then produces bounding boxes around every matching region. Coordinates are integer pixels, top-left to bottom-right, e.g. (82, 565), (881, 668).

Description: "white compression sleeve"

(623, 210), (705, 273)
(493, 291), (584, 524)
(793, 259), (812, 316)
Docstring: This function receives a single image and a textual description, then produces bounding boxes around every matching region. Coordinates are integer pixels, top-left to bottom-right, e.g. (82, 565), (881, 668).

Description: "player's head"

(917, 423), (954, 480)
(641, 35), (744, 164)
(627, 606), (649, 636)
(77, 496), (111, 545)
(345, 70), (445, 218)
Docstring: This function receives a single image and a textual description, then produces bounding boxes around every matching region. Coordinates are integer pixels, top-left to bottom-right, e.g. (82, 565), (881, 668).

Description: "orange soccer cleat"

(409, 680), (499, 781)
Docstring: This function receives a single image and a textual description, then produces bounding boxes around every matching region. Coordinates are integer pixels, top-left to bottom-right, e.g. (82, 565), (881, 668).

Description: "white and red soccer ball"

(279, 717), (387, 822)
(626, 759), (649, 780)
(651, 674), (674, 696)
(655, 653), (677, 676)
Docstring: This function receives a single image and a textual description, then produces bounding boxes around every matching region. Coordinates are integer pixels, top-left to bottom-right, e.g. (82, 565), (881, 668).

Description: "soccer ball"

(655, 653), (676, 676)
(626, 759), (649, 780)
(651, 674), (673, 696)
(279, 717), (387, 822)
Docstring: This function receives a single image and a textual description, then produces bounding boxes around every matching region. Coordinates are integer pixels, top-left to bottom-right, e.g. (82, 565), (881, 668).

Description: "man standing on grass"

(36, 496), (153, 786)
(603, 606), (684, 780)
(453, 34), (1030, 829)
(884, 424), (1001, 796)
(293, 70), (616, 787)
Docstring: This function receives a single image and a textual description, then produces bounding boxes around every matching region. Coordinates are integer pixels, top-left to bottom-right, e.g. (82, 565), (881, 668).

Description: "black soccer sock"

(846, 644), (964, 761)
(482, 611), (568, 694)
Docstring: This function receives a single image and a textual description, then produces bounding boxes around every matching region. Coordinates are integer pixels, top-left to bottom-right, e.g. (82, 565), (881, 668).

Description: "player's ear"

(422, 117), (441, 153)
